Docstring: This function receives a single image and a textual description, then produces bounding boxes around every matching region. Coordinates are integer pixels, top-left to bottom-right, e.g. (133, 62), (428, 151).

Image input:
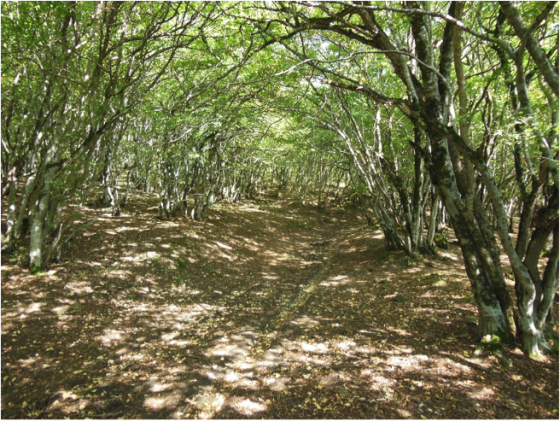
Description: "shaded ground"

(1, 190), (558, 419)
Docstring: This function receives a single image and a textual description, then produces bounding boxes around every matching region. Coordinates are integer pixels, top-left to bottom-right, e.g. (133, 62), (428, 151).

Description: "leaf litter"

(1, 190), (558, 419)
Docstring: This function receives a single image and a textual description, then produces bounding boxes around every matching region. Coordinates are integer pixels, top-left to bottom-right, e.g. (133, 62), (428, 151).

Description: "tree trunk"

(3, 165), (18, 250)
(29, 187), (50, 273)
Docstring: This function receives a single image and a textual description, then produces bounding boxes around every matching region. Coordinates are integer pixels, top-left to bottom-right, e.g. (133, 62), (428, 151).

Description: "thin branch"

(309, 1), (517, 60)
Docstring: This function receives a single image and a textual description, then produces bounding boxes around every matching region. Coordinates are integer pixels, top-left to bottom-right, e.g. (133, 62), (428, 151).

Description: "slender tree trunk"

(426, 189), (438, 250)
(29, 178), (52, 273)
(3, 165), (18, 249)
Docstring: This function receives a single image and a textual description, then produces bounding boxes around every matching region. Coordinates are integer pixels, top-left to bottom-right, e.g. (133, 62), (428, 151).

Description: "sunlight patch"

(64, 282), (93, 295)
(144, 396), (168, 410)
(149, 382), (172, 393)
(386, 327), (411, 336)
(115, 226), (135, 232)
(211, 344), (249, 358)
(234, 362), (254, 370)
(319, 274), (350, 287)
(161, 331), (179, 341)
(396, 408), (413, 418)
(369, 375), (397, 389)
(238, 205), (266, 213)
(196, 392), (226, 410)
(264, 375), (290, 391)
(97, 329), (124, 345)
(337, 340), (356, 349)
(301, 341), (328, 353)
(19, 356), (39, 367)
(291, 315), (319, 327)
(439, 252), (458, 261)
(469, 386), (495, 400)
(224, 371), (240, 382)
(24, 302), (43, 313)
(121, 251), (160, 263)
(187, 289), (202, 295)
(232, 398), (267, 415)
(386, 355), (417, 368)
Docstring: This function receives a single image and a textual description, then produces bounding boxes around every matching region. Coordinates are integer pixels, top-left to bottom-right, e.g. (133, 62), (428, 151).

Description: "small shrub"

(434, 234), (449, 250)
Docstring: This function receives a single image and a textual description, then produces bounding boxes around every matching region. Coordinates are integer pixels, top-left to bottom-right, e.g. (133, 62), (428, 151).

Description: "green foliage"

(67, 302), (82, 314)
(393, 293), (408, 303)
(176, 259), (188, 272)
(30, 267), (44, 276)
(544, 327), (559, 355)
(434, 234), (449, 250)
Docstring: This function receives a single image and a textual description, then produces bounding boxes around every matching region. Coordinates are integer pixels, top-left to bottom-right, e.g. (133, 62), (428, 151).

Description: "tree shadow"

(1, 192), (557, 418)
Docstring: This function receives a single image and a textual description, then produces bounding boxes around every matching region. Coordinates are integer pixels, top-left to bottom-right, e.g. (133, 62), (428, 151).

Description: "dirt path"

(1, 192), (558, 419)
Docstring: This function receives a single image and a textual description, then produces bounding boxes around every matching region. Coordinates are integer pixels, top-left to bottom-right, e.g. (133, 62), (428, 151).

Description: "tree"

(1, 2), (212, 268)
(2, 1), (557, 359)
(261, 0), (558, 357)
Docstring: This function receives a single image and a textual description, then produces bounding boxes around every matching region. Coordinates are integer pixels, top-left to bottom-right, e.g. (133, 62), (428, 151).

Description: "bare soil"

(1, 190), (558, 419)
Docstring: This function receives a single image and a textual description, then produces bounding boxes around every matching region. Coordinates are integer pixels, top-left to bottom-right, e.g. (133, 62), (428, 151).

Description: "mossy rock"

(474, 333), (513, 367)
(434, 234), (449, 250)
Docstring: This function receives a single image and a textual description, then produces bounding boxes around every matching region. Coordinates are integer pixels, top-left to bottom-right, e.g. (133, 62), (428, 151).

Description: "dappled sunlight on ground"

(1, 191), (558, 418)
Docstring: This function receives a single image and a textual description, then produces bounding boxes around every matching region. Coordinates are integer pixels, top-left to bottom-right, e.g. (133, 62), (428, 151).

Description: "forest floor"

(1, 190), (558, 419)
